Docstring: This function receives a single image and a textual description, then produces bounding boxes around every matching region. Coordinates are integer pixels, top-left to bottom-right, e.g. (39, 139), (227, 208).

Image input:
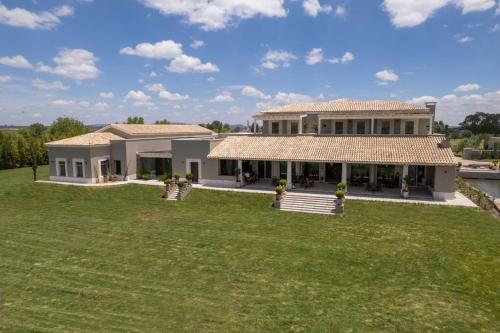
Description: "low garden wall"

(456, 178), (495, 211)
(463, 148), (500, 160)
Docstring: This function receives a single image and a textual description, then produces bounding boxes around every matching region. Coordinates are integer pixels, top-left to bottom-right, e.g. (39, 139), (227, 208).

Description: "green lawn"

(1, 167), (499, 332)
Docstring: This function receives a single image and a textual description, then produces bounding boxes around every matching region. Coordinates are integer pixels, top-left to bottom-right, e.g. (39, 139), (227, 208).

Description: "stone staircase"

(166, 188), (179, 201)
(279, 193), (336, 215)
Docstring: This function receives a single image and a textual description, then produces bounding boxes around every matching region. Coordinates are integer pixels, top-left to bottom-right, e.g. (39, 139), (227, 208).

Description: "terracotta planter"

(236, 181), (241, 188)
(401, 190), (409, 199)
(275, 193), (282, 201)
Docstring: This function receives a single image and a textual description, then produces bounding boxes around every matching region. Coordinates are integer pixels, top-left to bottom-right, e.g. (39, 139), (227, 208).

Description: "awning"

(207, 135), (456, 166)
(137, 151), (172, 158)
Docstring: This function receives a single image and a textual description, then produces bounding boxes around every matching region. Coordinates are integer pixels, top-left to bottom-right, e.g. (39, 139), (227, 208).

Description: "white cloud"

(241, 85), (271, 99)
(145, 83), (165, 92)
(158, 90), (190, 101)
(408, 90), (500, 125)
(303, 0), (332, 17)
(260, 49), (297, 69)
(190, 40), (205, 49)
(454, 83), (480, 92)
(210, 91), (234, 102)
(99, 92), (114, 99)
(228, 106), (240, 114)
(0, 55), (33, 68)
(382, 0), (496, 28)
(335, 5), (347, 16)
(0, 3), (73, 30)
(456, 35), (473, 43)
(95, 102), (109, 111)
(37, 49), (101, 81)
(166, 54), (219, 73)
(207, 76), (215, 82)
(328, 51), (354, 64)
(149, 71), (157, 77)
(124, 90), (153, 107)
(497, 2), (500, 14)
(139, 0), (287, 31)
(274, 92), (313, 104)
(119, 40), (182, 59)
(375, 69), (399, 85)
(52, 100), (74, 107)
(306, 48), (324, 65)
(491, 23), (500, 32)
(0, 75), (11, 82)
(32, 78), (69, 90)
(79, 101), (90, 108)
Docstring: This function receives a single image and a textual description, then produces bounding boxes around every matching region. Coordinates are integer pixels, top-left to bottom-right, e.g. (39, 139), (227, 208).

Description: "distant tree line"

(0, 117), (89, 178)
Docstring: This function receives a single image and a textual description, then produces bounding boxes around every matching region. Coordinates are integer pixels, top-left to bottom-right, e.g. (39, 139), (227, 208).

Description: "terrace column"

(298, 117), (303, 134)
(287, 161), (292, 188)
(415, 118), (419, 135)
(369, 165), (376, 183)
(253, 119), (257, 134)
(341, 163), (347, 188)
(428, 117), (433, 134)
(238, 160), (244, 185)
(371, 118), (375, 134)
(402, 165), (408, 190)
(318, 117), (322, 134)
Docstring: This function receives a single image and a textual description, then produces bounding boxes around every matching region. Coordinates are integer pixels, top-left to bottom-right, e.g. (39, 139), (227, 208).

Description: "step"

(280, 207), (335, 215)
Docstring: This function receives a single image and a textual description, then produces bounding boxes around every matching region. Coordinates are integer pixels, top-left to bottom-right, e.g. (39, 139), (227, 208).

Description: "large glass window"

(350, 164), (370, 184)
(279, 162), (287, 180)
(405, 121), (414, 134)
(381, 120), (390, 134)
(271, 122), (279, 134)
(57, 160), (66, 177)
(335, 121), (344, 134)
(219, 159), (237, 176)
(291, 121), (299, 134)
(303, 162), (319, 180)
(114, 160), (122, 175)
(100, 160), (109, 177)
(75, 161), (84, 178)
(356, 121), (366, 134)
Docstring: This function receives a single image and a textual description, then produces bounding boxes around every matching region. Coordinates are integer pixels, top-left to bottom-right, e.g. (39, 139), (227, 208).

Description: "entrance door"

(325, 163), (342, 183)
(190, 162), (199, 183)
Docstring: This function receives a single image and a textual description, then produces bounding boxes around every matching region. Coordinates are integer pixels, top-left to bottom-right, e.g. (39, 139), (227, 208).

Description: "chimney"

(425, 102), (437, 114)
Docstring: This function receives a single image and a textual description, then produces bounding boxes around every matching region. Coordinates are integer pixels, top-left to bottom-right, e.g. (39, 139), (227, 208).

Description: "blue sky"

(0, 0), (499, 126)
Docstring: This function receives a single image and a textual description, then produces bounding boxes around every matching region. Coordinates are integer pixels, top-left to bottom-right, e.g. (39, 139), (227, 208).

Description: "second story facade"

(253, 99), (436, 136)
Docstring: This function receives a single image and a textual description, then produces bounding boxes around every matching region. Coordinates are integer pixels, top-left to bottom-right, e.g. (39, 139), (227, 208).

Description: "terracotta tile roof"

(263, 98), (431, 114)
(101, 124), (215, 136)
(207, 135), (456, 166)
(46, 132), (123, 146)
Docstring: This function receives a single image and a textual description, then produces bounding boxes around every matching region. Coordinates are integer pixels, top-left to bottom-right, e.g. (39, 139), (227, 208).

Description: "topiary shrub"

(139, 173), (150, 180)
(279, 179), (287, 187)
(177, 180), (186, 188)
(337, 182), (346, 191)
(159, 175), (170, 182)
(275, 185), (283, 194)
(173, 172), (181, 181)
(186, 173), (193, 181)
(164, 178), (172, 185)
(335, 190), (345, 199)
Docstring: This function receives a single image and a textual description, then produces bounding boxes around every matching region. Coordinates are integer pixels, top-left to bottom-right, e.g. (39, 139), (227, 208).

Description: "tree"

(154, 119), (170, 124)
(433, 120), (448, 135)
(49, 117), (89, 140)
(201, 120), (231, 133)
(127, 116), (144, 124)
(459, 112), (500, 135)
(22, 123), (48, 181)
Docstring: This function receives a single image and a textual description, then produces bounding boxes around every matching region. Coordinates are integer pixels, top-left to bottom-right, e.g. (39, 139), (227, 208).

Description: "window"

(74, 160), (84, 178)
(291, 121), (299, 134)
(356, 121), (366, 134)
(219, 159), (237, 176)
(100, 160), (109, 177)
(381, 120), (390, 134)
(114, 160), (122, 175)
(271, 122), (279, 134)
(335, 122), (344, 134)
(57, 159), (67, 177)
(405, 121), (414, 134)
(279, 161), (287, 180)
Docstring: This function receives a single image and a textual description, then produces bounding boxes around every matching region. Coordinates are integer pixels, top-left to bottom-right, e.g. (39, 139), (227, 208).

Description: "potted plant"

(164, 178), (172, 193)
(401, 174), (411, 199)
(335, 190), (345, 213)
(279, 179), (287, 191)
(337, 181), (347, 194)
(173, 172), (181, 184)
(275, 185), (284, 201)
(177, 180), (186, 191)
(186, 173), (193, 185)
(492, 160), (499, 172)
(235, 168), (242, 188)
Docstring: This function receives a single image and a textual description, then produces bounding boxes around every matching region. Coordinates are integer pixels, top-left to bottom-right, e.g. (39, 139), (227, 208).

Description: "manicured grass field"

(1, 167), (499, 332)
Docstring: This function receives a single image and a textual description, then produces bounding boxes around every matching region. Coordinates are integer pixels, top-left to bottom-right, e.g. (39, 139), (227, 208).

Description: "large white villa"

(46, 99), (457, 201)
